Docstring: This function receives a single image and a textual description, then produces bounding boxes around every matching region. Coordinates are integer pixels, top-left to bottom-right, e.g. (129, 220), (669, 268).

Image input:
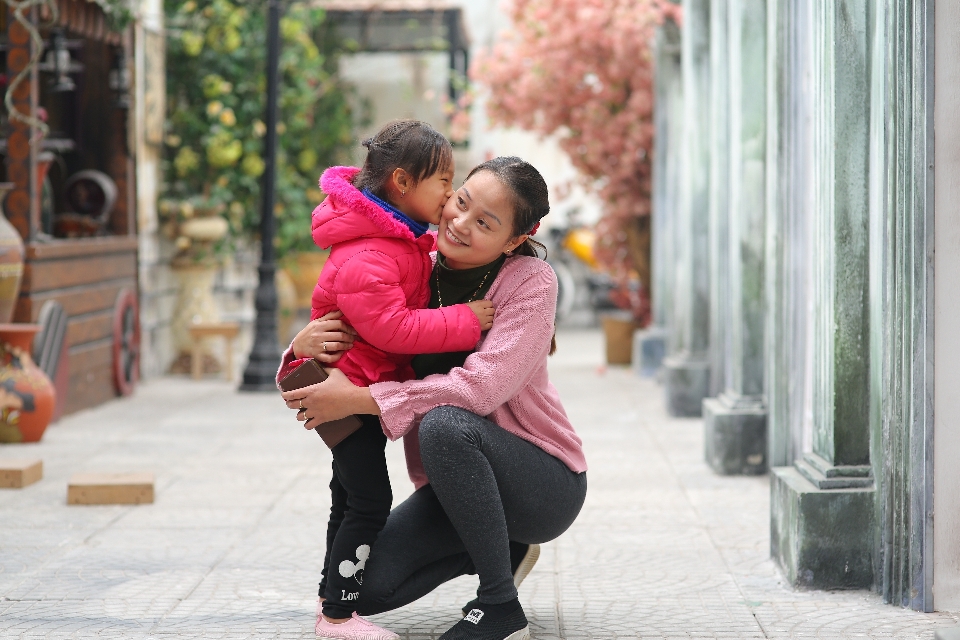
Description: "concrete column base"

(770, 466), (875, 589)
(703, 394), (767, 475)
(662, 354), (710, 417)
(632, 327), (668, 377)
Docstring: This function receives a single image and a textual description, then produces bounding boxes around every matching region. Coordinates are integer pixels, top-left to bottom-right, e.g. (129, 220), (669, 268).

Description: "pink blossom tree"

(474, 0), (680, 322)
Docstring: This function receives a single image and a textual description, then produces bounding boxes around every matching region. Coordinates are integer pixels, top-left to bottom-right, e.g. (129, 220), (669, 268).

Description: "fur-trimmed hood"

(311, 166), (436, 249)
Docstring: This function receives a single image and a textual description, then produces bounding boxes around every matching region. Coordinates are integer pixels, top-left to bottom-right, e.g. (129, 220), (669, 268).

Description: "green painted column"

(771, 0), (877, 590)
(805, 0), (871, 474)
(702, 0), (768, 475)
(663, 0), (711, 416)
(764, 0), (808, 470)
(639, 19), (683, 376)
(869, 0), (934, 611)
(707, 0), (729, 399)
(764, 0), (804, 466)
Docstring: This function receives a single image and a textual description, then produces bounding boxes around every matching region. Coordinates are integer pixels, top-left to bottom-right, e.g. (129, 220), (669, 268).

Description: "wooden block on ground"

(67, 472), (154, 505)
(0, 459), (43, 488)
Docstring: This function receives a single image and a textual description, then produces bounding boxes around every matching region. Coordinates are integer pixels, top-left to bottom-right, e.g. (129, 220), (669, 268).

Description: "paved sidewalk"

(1, 329), (957, 639)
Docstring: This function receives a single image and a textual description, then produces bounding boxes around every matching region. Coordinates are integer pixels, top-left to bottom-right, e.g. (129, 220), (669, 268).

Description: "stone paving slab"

(0, 329), (957, 639)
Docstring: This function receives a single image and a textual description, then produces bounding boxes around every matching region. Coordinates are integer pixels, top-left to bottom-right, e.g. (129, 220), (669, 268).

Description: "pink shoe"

(315, 611), (400, 640)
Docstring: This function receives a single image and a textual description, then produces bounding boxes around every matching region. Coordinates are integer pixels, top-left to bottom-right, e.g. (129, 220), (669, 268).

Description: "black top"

(411, 253), (506, 380)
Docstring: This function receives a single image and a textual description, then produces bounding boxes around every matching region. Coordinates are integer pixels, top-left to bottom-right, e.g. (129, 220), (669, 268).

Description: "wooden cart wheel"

(112, 288), (140, 396)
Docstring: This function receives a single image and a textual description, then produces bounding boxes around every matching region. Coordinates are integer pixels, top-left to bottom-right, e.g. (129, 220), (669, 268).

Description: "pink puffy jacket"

(305, 166), (481, 386)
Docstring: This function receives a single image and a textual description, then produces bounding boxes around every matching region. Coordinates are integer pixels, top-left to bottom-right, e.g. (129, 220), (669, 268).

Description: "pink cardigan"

(370, 255), (588, 489)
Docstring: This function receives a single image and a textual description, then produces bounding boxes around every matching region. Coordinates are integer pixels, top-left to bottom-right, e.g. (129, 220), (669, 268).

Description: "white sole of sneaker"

(513, 544), (540, 588)
(504, 625), (531, 640)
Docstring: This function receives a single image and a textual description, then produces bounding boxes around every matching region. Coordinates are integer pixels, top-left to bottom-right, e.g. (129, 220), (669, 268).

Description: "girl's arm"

(280, 264), (556, 431)
(334, 250), (484, 354)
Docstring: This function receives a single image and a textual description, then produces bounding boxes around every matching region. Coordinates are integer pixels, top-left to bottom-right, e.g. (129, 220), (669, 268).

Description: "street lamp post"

(240, 0), (283, 391)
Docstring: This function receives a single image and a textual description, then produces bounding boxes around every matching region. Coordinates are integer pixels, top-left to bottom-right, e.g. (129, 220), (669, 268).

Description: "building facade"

(653, 0), (959, 611)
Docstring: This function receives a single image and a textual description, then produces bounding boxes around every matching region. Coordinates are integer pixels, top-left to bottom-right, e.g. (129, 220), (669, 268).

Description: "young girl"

(280, 120), (494, 639)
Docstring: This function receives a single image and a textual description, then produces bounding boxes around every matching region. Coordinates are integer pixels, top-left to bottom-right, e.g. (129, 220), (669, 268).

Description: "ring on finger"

(322, 341), (327, 352)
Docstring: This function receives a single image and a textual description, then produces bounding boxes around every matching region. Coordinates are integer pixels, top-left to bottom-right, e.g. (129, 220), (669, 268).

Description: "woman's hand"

(281, 368), (381, 429)
(293, 311), (357, 363)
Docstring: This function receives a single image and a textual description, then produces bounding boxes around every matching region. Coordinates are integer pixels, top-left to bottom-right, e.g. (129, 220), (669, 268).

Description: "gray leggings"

(357, 405), (587, 615)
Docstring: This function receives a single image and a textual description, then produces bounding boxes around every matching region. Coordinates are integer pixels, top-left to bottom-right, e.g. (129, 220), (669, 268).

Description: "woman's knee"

(418, 406), (481, 457)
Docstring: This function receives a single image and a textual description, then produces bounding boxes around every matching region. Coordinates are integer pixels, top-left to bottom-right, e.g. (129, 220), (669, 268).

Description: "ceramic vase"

(170, 263), (220, 355)
(0, 183), (26, 324)
(601, 311), (640, 365)
(0, 324), (56, 443)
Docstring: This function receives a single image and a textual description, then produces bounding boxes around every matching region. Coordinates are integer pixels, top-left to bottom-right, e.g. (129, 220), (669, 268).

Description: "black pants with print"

(318, 415), (392, 619)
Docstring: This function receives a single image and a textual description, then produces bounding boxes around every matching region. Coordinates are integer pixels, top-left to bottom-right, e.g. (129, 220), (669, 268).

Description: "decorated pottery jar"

(0, 324), (55, 443)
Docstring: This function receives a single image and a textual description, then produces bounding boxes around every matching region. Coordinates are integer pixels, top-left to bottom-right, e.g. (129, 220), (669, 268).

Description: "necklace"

(435, 264), (494, 307)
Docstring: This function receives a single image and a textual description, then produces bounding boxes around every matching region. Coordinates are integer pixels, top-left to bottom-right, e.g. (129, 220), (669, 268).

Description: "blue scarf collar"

(362, 189), (429, 238)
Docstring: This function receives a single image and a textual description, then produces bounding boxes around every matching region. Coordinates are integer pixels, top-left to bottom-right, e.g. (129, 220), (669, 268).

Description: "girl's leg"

(417, 406), (587, 606)
(322, 416), (393, 620)
(319, 460), (348, 597)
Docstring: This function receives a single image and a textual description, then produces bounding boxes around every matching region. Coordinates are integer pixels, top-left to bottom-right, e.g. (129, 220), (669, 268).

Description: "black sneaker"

(461, 543), (540, 617)
(439, 603), (529, 640)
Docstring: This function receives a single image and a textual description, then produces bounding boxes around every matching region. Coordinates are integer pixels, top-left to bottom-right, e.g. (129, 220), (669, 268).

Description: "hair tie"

(361, 138), (375, 149)
(528, 222), (540, 236)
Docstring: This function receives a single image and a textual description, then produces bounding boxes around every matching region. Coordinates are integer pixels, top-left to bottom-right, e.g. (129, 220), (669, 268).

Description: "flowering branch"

(473, 0), (681, 322)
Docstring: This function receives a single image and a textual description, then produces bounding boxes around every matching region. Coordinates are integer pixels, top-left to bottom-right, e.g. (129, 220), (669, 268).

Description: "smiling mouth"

(444, 226), (468, 247)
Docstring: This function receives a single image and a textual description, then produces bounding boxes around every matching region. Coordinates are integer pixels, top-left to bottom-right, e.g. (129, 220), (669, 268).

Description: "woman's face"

(437, 171), (528, 270)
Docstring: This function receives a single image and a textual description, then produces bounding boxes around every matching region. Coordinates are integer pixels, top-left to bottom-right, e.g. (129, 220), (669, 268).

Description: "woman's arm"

(276, 311), (356, 384)
(371, 264), (557, 440)
(280, 369), (380, 429)
(292, 311), (357, 361)
(281, 261), (556, 433)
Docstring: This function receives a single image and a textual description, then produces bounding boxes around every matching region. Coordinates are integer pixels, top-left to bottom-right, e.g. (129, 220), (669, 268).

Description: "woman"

(282, 157), (588, 640)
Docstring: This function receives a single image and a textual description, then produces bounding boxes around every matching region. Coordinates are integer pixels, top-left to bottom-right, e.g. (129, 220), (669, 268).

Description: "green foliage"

(93, 0), (134, 30)
(163, 0), (356, 256)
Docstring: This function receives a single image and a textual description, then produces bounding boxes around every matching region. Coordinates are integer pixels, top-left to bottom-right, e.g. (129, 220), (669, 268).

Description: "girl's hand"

(466, 300), (495, 331)
(281, 368), (380, 429)
(293, 311), (357, 363)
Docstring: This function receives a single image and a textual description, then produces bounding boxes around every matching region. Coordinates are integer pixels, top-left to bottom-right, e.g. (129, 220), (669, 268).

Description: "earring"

(401, 189), (406, 197)
(505, 250), (513, 256)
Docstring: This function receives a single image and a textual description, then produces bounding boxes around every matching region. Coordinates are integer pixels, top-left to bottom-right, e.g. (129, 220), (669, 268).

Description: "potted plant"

(163, 0), (355, 259)
(162, 0), (356, 357)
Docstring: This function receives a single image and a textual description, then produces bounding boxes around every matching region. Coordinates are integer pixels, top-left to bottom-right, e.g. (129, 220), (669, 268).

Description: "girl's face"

(437, 171), (528, 270)
(392, 165), (455, 226)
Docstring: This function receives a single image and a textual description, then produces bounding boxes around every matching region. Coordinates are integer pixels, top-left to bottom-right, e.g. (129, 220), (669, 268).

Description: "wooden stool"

(0, 459), (43, 488)
(68, 472), (154, 505)
(188, 322), (240, 381)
